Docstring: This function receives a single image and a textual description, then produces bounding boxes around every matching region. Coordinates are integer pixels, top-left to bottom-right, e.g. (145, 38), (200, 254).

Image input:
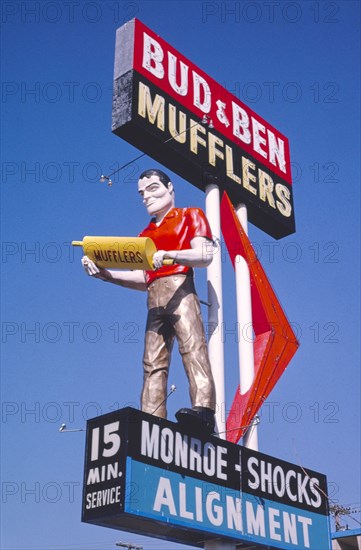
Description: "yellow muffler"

(72, 236), (173, 270)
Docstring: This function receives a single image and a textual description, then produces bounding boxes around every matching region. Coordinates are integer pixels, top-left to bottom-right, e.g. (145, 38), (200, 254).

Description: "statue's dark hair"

(139, 168), (171, 188)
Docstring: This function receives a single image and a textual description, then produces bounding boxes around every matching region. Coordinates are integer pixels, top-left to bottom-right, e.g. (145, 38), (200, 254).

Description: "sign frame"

(112, 18), (296, 239)
(82, 407), (331, 549)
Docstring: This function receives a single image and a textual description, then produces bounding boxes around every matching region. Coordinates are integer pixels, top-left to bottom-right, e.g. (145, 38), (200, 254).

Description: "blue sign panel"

(125, 459), (330, 549)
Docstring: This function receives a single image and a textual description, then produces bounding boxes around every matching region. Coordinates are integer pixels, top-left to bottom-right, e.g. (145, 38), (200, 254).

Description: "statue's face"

(138, 175), (174, 218)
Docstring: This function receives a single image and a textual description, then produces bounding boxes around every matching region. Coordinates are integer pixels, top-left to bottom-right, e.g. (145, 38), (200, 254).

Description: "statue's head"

(138, 169), (175, 219)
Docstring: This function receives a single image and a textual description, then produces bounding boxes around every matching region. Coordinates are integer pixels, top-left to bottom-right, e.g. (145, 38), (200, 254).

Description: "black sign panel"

(82, 409), (130, 521)
(113, 72), (295, 239)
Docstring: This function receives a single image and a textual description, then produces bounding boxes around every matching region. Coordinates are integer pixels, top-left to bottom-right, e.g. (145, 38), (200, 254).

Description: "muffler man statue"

(81, 168), (216, 432)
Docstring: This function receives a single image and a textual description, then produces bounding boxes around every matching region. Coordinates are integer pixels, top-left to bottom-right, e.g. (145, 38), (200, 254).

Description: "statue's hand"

(152, 250), (167, 270)
(82, 255), (99, 275)
(82, 256), (109, 280)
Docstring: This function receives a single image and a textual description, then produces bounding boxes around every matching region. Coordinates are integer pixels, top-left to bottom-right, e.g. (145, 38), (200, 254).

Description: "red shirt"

(139, 207), (213, 285)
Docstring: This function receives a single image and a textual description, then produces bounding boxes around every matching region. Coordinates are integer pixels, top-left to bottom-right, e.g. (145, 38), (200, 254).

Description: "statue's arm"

(81, 256), (147, 291)
(152, 236), (214, 269)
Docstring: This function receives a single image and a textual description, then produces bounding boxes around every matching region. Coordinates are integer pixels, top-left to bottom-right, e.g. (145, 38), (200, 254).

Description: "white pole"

(204, 186), (237, 550)
(235, 204), (258, 451)
(205, 184), (225, 438)
(236, 203), (248, 236)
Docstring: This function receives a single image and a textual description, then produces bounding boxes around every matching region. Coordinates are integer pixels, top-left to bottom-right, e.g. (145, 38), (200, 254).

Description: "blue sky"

(1, 1), (360, 549)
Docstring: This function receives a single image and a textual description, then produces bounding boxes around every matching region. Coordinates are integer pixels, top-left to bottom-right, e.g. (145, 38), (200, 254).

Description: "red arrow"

(220, 192), (299, 443)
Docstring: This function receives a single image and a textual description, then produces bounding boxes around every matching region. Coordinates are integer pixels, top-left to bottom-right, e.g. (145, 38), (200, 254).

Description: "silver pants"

(141, 273), (216, 418)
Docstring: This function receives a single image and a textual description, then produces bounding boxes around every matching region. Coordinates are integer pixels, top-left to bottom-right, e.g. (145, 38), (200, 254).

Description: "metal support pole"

(204, 541), (236, 550)
(235, 204), (259, 451)
(205, 184), (225, 438)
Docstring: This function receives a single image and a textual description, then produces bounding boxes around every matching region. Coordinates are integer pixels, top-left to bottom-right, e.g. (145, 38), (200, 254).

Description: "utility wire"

(100, 119), (207, 186)
(292, 439), (361, 530)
